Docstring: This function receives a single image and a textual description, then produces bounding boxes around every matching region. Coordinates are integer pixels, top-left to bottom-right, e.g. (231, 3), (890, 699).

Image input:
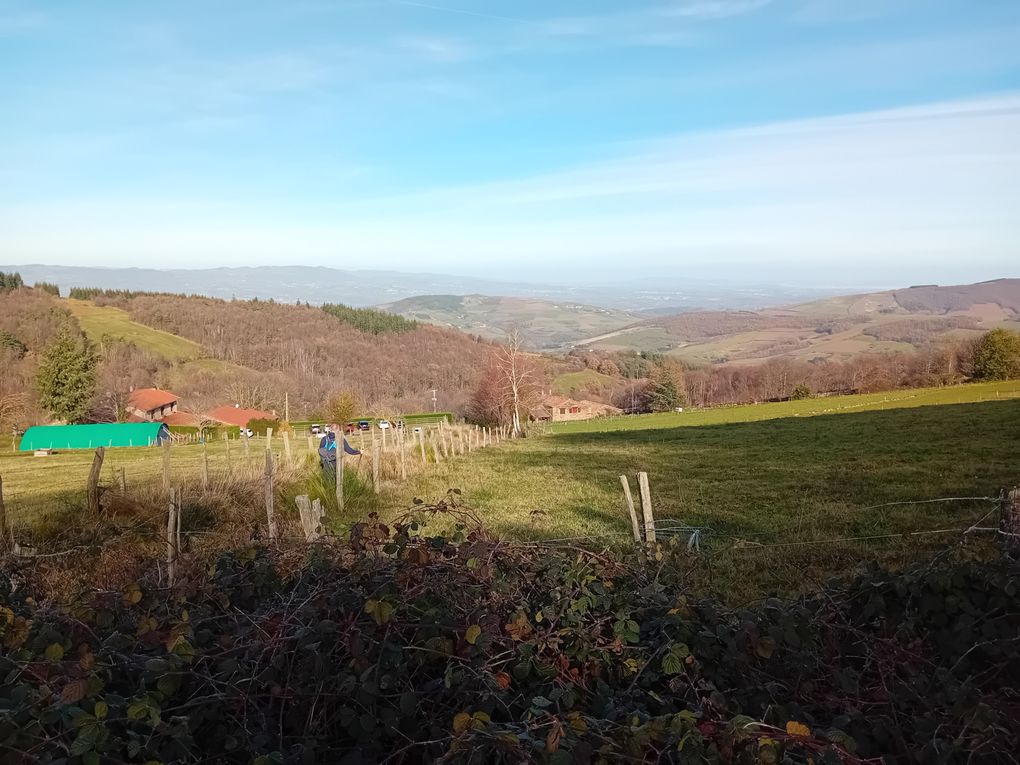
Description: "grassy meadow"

(66, 299), (205, 361)
(3, 380), (1018, 599)
(388, 380), (1020, 600)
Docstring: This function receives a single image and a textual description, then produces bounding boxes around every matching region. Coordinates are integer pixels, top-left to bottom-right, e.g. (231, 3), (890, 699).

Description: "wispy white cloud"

(3, 93), (1017, 283)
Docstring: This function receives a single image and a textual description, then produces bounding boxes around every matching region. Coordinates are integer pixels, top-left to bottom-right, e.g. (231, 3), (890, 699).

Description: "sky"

(1, 0), (1019, 287)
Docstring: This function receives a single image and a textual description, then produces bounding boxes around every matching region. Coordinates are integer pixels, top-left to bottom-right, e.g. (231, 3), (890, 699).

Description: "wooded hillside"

(101, 293), (493, 416)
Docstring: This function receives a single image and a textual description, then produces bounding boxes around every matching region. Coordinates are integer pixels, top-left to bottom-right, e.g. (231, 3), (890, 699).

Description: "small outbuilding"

(19, 423), (171, 451)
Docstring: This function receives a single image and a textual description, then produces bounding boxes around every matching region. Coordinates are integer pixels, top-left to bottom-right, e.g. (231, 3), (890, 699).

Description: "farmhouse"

(127, 387), (179, 421)
(207, 404), (275, 428)
(532, 395), (622, 423)
(19, 423), (171, 451)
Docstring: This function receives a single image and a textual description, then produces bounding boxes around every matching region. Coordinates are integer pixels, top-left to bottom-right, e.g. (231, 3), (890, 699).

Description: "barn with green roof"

(19, 423), (170, 451)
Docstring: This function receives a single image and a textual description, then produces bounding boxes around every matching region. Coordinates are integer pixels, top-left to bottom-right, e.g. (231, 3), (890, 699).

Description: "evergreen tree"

(972, 328), (1020, 381)
(648, 377), (685, 412)
(0, 271), (24, 292)
(36, 330), (98, 423)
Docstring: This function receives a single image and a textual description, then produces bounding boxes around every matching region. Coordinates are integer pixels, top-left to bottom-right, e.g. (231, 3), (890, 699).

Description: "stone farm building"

(127, 387), (178, 421)
(126, 388), (202, 426)
(532, 395), (622, 423)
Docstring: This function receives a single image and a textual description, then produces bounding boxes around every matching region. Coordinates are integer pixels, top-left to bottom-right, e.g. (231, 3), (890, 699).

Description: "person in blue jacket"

(318, 426), (360, 482)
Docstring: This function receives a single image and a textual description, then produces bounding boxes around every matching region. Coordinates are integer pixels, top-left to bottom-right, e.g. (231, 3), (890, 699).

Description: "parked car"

(358, 421), (370, 431)
(310, 424), (322, 435)
(344, 422), (358, 434)
(241, 428), (253, 438)
(412, 426), (423, 435)
(378, 419), (391, 430)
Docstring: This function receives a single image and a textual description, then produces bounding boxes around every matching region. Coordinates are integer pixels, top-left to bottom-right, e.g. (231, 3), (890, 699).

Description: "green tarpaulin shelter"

(19, 423), (171, 451)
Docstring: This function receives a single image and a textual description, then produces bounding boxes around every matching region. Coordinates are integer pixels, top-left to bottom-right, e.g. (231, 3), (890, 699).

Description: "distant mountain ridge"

(579, 278), (1020, 365)
(0, 264), (849, 312)
(380, 294), (638, 350)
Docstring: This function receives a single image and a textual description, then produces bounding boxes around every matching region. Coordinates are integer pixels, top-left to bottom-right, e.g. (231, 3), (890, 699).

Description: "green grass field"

(552, 369), (616, 395)
(388, 380), (1020, 600)
(66, 300), (205, 361)
(4, 381), (1018, 600)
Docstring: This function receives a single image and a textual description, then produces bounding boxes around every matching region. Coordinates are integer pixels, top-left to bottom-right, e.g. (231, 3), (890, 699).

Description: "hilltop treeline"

(321, 302), (418, 334)
(69, 287), (191, 300)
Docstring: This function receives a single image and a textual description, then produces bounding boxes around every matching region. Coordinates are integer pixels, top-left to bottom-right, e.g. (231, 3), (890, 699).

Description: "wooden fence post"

(296, 495), (325, 542)
(1003, 487), (1020, 557)
(166, 488), (179, 587)
(266, 427), (274, 453)
(418, 429), (427, 465)
(161, 442), (171, 493)
(372, 432), (380, 494)
(264, 450), (277, 541)
(637, 472), (656, 544)
(399, 429), (407, 480)
(620, 475), (642, 543)
(0, 475), (9, 555)
(336, 431), (346, 513)
(87, 447), (105, 514)
(202, 442), (210, 491)
(119, 466), (126, 492)
(431, 433), (443, 463)
(283, 431), (292, 467)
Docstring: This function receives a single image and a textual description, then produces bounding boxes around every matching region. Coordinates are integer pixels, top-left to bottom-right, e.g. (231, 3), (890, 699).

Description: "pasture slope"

(394, 380), (1020, 600)
(66, 299), (203, 361)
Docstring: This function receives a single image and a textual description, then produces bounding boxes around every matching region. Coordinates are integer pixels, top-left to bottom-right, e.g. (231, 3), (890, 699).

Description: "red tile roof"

(207, 405), (274, 427)
(128, 387), (178, 412)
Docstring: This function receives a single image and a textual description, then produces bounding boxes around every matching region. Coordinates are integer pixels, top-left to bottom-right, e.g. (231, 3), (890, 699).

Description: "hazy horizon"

(3, 1), (1019, 287)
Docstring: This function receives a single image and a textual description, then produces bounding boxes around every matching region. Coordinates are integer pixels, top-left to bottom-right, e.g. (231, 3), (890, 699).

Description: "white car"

(412, 426), (423, 434)
(377, 420), (391, 430)
(241, 428), (253, 438)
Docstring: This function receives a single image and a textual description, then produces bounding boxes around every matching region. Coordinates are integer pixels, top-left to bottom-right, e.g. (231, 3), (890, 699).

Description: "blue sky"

(1, 0), (1019, 286)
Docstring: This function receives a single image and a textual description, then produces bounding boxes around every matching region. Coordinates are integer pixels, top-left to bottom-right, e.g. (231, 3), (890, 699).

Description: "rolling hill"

(579, 278), (1020, 365)
(379, 294), (638, 350)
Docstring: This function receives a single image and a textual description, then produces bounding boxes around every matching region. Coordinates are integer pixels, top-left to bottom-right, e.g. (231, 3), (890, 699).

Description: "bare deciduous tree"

(493, 327), (541, 437)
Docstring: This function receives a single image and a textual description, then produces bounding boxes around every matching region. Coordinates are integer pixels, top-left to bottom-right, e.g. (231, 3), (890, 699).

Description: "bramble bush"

(0, 494), (1017, 763)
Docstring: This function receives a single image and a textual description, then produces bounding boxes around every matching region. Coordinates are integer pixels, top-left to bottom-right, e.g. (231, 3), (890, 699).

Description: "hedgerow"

(0, 495), (1017, 763)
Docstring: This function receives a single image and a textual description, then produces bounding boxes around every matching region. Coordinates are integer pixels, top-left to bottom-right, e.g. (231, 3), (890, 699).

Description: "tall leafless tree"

(493, 327), (539, 437)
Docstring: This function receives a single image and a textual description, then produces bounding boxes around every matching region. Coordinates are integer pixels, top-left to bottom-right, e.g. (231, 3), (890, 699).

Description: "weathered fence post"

(266, 427), (274, 453)
(295, 494), (325, 542)
(1003, 487), (1020, 557)
(87, 447), (105, 514)
(202, 442), (210, 491)
(431, 432), (443, 463)
(0, 475), (9, 555)
(637, 472), (656, 544)
(620, 475), (642, 543)
(381, 425), (387, 450)
(119, 466), (127, 492)
(399, 429), (407, 480)
(418, 429), (427, 466)
(161, 442), (171, 493)
(307, 435), (314, 452)
(224, 432), (233, 475)
(166, 488), (179, 587)
(264, 450), (277, 542)
(372, 432), (380, 494)
(336, 432), (345, 513)
(283, 431), (292, 467)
